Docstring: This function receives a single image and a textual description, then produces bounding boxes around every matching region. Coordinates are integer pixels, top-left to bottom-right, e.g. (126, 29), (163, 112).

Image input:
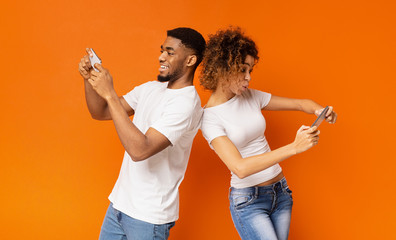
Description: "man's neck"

(167, 72), (194, 89)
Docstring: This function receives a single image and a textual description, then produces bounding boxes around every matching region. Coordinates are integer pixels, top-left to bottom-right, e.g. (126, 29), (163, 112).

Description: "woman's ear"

(186, 55), (197, 67)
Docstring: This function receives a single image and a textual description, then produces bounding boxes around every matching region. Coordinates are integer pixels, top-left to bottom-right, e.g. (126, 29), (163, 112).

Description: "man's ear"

(186, 55), (197, 67)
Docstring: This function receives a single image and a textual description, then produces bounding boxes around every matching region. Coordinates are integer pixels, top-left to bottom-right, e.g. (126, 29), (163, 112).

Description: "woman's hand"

(315, 106), (337, 124)
(291, 125), (320, 154)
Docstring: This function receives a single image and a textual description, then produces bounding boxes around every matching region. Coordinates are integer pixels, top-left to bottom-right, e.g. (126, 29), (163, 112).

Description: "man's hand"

(78, 48), (94, 80)
(87, 63), (116, 100)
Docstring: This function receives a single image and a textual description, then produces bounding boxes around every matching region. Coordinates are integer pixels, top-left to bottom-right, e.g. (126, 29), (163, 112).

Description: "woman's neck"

(206, 83), (235, 108)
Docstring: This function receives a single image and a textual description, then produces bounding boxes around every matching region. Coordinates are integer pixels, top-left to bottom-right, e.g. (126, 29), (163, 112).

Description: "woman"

(200, 27), (337, 240)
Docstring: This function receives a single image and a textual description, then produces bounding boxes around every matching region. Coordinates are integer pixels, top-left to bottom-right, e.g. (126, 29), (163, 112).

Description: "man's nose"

(159, 51), (167, 62)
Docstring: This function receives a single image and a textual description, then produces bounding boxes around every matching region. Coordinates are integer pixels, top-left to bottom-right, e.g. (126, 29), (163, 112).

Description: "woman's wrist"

(285, 143), (298, 156)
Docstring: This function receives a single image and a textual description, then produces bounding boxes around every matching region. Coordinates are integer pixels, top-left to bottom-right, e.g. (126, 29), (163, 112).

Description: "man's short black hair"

(167, 27), (206, 68)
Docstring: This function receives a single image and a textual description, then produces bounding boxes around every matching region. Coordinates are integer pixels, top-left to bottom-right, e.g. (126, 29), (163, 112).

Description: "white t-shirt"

(108, 81), (203, 224)
(201, 89), (282, 188)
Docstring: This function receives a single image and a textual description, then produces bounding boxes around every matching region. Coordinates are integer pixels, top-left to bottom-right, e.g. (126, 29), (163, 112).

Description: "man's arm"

(88, 63), (171, 161)
(106, 95), (171, 161)
(79, 48), (134, 120)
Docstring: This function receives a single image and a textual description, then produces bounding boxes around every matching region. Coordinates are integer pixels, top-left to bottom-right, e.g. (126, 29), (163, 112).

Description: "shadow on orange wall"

(1, 0), (395, 239)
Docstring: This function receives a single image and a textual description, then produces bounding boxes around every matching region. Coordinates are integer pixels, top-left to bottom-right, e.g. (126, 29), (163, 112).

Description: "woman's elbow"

(233, 165), (249, 179)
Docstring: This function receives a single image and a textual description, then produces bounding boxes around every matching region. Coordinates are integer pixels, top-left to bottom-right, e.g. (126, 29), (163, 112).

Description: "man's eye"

(168, 52), (175, 56)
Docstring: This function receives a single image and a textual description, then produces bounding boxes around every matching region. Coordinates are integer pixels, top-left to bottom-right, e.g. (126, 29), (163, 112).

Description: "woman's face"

(228, 55), (255, 96)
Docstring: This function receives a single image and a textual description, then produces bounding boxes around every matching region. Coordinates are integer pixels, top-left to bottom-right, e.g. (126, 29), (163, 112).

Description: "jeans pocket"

(285, 187), (293, 199)
(232, 194), (255, 210)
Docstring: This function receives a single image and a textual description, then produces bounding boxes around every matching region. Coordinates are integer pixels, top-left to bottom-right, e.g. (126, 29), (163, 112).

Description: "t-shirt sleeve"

(251, 89), (272, 109)
(151, 95), (200, 146)
(123, 82), (148, 110)
(201, 110), (226, 148)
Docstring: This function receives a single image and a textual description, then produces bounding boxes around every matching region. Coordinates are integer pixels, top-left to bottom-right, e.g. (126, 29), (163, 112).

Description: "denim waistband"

(230, 177), (289, 195)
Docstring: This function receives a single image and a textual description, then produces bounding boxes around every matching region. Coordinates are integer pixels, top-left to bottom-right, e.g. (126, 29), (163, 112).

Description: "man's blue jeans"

(229, 177), (293, 240)
(98, 203), (175, 240)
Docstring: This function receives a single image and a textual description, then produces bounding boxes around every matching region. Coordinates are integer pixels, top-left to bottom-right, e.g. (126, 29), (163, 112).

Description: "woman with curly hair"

(200, 27), (337, 240)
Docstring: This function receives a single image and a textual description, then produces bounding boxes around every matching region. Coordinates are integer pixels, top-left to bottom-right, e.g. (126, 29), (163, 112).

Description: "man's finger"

(87, 78), (95, 86)
(95, 63), (104, 72)
(86, 48), (93, 57)
(90, 69), (99, 77)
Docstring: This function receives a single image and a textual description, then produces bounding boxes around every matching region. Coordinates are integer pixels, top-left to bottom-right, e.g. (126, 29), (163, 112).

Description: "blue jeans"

(98, 203), (175, 240)
(229, 177), (293, 240)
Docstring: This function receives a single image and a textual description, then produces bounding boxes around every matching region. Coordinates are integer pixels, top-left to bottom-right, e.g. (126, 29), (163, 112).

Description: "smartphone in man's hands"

(89, 48), (102, 72)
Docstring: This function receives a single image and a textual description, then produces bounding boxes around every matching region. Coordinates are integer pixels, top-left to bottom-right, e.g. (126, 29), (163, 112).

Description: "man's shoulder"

(130, 81), (167, 96)
(170, 87), (201, 107)
(138, 81), (165, 89)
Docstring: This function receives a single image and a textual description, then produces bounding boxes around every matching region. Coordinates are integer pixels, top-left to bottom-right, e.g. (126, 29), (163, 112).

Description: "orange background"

(1, 0), (395, 239)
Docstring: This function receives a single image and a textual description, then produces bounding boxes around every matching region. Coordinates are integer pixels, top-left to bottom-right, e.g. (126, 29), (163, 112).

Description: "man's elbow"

(130, 155), (147, 162)
(127, 150), (150, 162)
(90, 113), (102, 120)
(90, 112), (111, 121)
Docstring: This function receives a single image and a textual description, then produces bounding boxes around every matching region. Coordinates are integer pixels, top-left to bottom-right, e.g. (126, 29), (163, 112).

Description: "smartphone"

(89, 48), (102, 72)
(311, 106), (329, 127)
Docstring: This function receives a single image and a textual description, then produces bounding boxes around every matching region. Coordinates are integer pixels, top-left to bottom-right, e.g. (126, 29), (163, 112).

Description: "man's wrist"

(104, 91), (119, 102)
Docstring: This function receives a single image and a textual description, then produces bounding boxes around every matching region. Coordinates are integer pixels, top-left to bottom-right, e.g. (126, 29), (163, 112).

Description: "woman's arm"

(211, 125), (319, 179)
(264, 95), (337, 123)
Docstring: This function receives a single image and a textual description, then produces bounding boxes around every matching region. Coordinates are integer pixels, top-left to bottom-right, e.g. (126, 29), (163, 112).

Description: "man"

(78, 27), (206, 240)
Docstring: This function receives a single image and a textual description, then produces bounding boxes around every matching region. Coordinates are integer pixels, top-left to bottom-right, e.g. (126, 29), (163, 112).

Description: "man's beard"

(157, 66), (183, 83)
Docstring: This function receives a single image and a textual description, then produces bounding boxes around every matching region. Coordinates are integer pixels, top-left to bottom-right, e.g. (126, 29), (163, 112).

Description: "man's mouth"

(159, 65), (169, 73)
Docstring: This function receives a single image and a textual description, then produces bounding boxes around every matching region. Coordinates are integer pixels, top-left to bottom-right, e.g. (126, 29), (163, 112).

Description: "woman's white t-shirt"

(201, 89), (282, 188)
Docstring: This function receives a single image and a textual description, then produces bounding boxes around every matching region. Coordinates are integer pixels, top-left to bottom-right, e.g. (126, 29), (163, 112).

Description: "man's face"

(157, 37), (187, 83)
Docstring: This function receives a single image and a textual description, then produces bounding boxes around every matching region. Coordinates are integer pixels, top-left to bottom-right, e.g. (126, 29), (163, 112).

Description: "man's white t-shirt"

(201, 89), (282, 189)
(109, 81), (203, 224)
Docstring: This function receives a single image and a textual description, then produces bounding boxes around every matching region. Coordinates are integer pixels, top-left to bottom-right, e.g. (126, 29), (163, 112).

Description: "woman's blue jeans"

(229, 177), (293, 240)
(98, 203), (175, 240)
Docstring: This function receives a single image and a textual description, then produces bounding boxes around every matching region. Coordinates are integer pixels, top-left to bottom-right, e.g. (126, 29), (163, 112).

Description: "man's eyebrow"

(244, 62), (252, 67)
(160, 45), (175, 51)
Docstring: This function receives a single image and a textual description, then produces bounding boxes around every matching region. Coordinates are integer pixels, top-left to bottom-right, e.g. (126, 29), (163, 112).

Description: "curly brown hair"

(200, 26), (259, 91)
